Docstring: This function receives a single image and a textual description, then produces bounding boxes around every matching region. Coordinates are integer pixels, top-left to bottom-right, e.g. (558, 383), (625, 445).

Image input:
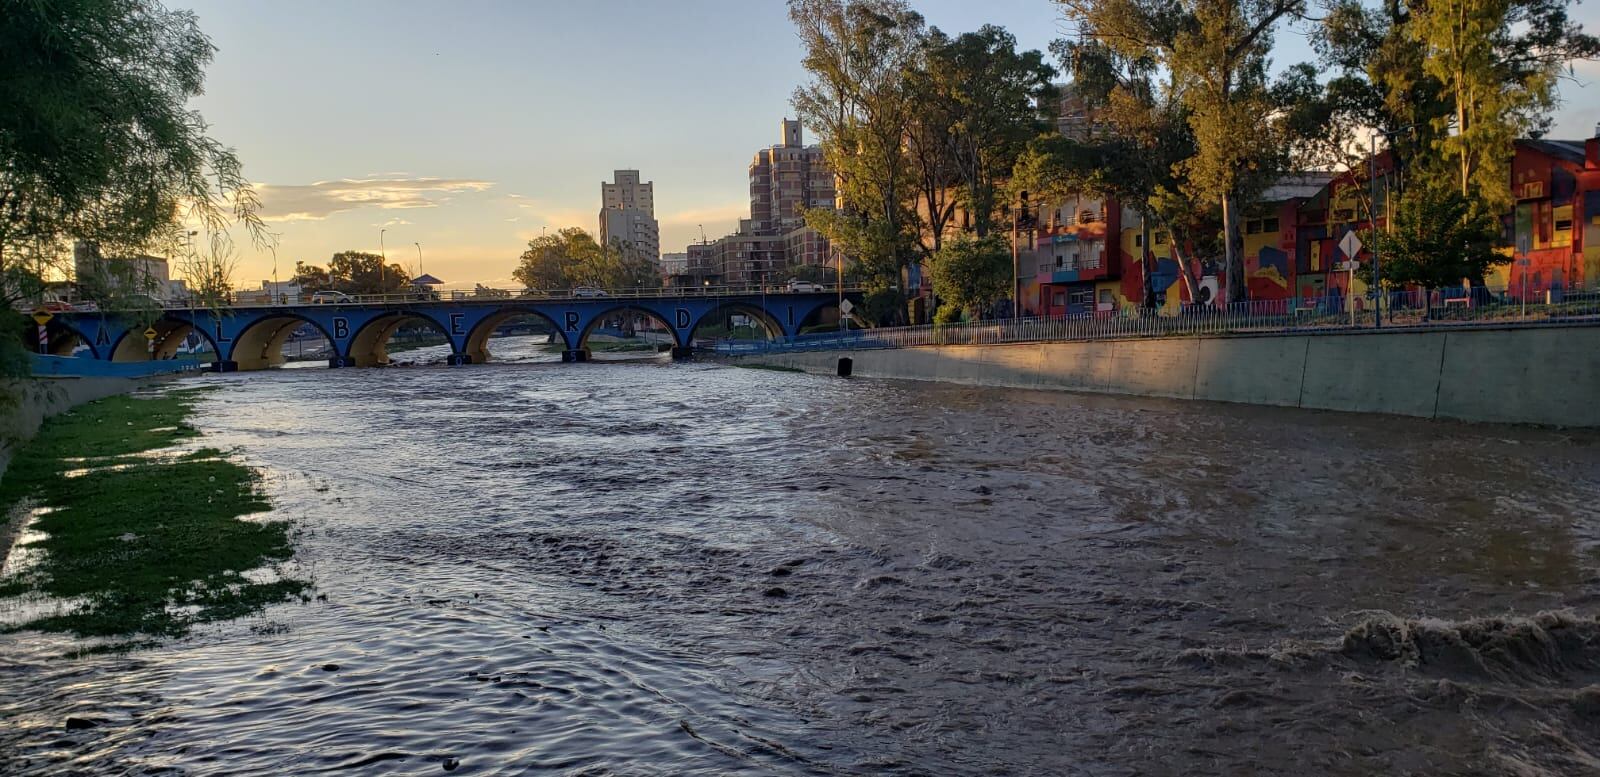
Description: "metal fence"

(711, 287), (1600, 355)
(28, 353), (207, 378)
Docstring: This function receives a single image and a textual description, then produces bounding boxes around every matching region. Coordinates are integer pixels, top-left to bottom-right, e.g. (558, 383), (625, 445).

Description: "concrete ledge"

(734, 324), (1600, 427)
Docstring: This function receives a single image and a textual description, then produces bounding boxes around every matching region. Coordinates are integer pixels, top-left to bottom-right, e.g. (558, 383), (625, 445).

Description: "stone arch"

(346, 311), (456, 367)
(686, 302), (785, 348)
(108, 317), (218, 363)
(231, 313), (336, 370)
(30, 318), (98, 358)
(462, 308), (569, 364)
(574, 305), (679, 354)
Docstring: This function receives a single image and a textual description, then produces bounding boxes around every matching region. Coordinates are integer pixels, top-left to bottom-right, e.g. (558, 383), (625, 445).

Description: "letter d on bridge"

(675, 309), (690, 329)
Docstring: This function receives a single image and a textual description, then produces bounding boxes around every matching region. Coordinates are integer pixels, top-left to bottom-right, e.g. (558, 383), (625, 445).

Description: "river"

(5, 338), (1600, 775)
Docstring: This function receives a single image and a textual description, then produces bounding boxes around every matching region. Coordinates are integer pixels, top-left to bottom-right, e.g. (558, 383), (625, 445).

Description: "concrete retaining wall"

(1, 377), (142, 483)
(739, 325), (1600, 427)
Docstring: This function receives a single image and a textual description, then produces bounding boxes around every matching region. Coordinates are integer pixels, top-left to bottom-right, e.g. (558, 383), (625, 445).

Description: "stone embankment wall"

(1, 377), (141, 482)
(737, 325), (1600, 427)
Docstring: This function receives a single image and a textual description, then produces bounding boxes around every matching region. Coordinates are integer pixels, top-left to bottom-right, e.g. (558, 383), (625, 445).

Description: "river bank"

(0, 388), (304, 651)
(733, 323), (1600, 427)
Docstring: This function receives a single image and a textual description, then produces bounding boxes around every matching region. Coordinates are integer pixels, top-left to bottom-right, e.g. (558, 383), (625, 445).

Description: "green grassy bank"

(0, 388), (304, 647)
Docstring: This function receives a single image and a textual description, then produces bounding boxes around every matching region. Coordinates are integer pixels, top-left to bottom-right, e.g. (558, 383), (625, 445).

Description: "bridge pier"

(447, 354), (473, 366)
(328, 356), (354, 368)
(670, 345), (694, 360)
(561, 349), (590, 363)
(215, 360), (240, 373)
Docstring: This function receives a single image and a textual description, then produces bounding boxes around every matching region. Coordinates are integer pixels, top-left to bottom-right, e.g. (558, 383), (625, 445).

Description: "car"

(570, 286), (609, 298)
(786, 279), (826, 293)
(310, 290), (353, 304)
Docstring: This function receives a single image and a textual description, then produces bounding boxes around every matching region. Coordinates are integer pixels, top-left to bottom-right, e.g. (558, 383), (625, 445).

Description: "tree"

(1056, 0), (1307, 303)
(291, 261), (331, 294)
(511, 227), (658, 291)
(791, 0), (926, 321)
(929, 234), (1011, 321)
(1315, 0), (1598, 217)
(292, 252), (411, 295)
(0, 0), (265, 311)
(1411, 0), (1599, 211)
(1367, 183), (1506, 293)
(917, 27), (1057, 238)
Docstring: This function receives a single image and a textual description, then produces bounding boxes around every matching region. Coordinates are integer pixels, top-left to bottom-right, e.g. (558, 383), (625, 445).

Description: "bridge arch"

(346, 311), (457, 367)
(574, 305), (678, 356)
(231, 313), (336, 370)
(25, 318), (99, 358)
(687, 302), (785, 348)
(107, 317), (220, 363)
(462, 308), (569, 364)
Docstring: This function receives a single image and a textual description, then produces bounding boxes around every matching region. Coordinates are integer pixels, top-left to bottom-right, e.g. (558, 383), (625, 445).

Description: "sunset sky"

(178, 0), (1600, 291)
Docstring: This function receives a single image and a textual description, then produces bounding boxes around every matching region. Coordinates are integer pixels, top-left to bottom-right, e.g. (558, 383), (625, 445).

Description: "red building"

(1510, 132), (1600, 296)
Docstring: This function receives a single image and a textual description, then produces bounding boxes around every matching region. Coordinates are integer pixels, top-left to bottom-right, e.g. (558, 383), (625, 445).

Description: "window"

(1053, 291), (1066, 306)
(1263, 217), (1280, 233)
(1134, 234), (1143, 247)
(1098, 288), (1112, 304)
(1246, 220), (1262, 234)
(1155, 232), (1168, 245)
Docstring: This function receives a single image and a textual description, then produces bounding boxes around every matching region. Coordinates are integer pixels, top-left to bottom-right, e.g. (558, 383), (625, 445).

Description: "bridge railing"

(151, 283), (865, 309)
(711, 286), (1600, 355)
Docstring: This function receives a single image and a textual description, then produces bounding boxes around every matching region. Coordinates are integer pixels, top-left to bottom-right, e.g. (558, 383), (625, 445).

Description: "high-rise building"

(747, 119), (837, 235)
(598, 169), (660, 265)
(667, 120), (840, 288)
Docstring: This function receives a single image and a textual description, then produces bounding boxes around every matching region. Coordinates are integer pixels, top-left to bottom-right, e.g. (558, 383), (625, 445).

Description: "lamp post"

(379, 228), (388, 295)
(1368, 125), (1414, 328)
(414, 242), (423, 277)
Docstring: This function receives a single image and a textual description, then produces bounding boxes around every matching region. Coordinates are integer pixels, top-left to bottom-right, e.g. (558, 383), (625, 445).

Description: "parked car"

(570, 286), (609, 298)
(310, 290), (353, 304)
(786, 279), (826, 293)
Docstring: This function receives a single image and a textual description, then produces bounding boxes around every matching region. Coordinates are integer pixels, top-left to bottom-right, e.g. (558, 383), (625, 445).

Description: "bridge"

(36, 286), (860, 371)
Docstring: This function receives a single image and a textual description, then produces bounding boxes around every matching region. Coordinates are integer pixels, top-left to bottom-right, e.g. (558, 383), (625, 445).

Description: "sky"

(177, 0), (1600, 291)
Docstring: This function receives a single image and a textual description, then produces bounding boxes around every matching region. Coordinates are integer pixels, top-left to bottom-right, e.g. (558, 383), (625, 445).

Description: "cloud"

(257, 177), (495, 222)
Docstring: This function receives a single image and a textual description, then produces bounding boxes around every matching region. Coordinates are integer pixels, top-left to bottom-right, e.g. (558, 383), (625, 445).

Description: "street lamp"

(414, 242), (423, 277)
(1369, 125), (1414, 328)
(379, 228), (388, 294)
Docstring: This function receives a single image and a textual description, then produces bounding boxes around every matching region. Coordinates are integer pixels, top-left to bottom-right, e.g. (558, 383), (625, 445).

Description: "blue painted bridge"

(42, 289), (854, 371)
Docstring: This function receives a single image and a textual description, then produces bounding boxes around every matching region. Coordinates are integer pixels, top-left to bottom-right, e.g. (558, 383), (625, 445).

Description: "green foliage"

(929, 234), (1011, 319)
(934, 304), (965, 324)
(1314, 0), (1598, 218)
(293, 251), (412, 295)
(0, 390), (303, 641)
(0, 0), (265, 310)
(790, 0), (924, 308)
(511, 227), (661, 291)
(911, 26), (1056, 239)
(1055, 0), (1310, 302)
(1366, 184), (1507, 290)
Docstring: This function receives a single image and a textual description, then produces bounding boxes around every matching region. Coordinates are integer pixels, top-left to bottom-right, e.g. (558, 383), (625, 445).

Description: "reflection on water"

(4, 361), (1600, 775)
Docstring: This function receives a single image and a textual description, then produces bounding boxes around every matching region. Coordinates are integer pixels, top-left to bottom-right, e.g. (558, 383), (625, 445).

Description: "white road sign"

(838, 298), (854, 316)
(1338, 231), (1363, 260)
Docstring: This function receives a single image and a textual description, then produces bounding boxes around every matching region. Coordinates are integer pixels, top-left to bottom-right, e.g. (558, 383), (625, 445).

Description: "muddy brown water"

(4, 346), (1600, 775)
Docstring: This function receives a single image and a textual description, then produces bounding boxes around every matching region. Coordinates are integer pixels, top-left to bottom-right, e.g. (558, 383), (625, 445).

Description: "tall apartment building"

(668, 120), (839, 288)
(748, 119), (837, 234)
(598, 169), (660, 265)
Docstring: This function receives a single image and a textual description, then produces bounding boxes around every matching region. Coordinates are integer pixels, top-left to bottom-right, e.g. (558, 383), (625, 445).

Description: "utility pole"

(1368, 125), (1413, 328)
(1012, 193), (1023, 318)
(379, 228), (387, 295)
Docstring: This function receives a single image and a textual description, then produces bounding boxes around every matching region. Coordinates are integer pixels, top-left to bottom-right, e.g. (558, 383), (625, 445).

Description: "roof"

(1260, 172), (1337, 202)
(1519, 139), (1587, 165)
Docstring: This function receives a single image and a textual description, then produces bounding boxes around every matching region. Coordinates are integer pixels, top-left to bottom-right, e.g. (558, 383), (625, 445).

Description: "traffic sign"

(31, 307), (52, 326)
(838, 298), (854, 316)
(1338, 231), (1363, 260)
(143, 326), (159, 341)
